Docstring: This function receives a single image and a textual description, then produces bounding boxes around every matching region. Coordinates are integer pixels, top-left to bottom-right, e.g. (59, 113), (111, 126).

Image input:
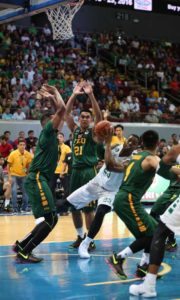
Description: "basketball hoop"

(46, 0), (84, 40)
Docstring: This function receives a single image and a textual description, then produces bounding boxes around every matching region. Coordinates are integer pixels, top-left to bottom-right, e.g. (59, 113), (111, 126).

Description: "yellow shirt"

(111, 135), (127, 146)
(7, 149), (32, 176)
(55, 143), (71, 174)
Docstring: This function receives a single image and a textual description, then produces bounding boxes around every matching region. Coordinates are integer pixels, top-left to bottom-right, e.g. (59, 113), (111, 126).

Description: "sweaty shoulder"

(141, 155), (160, 171)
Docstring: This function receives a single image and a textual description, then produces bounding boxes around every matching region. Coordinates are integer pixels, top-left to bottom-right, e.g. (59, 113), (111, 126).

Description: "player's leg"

(79, 192), (114, 258)
(151, 191), (177, 251)
(130, 195), (180, 297)
(69, 168), (97, 248)
(129, 221), (171, 297)
(3, 181), (11, 211)
(107, 191), (157, 279)
(13, 177), (58, 263)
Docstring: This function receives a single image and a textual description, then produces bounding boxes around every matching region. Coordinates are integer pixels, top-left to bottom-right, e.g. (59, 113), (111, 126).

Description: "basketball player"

(150, 164), (180, 251)
(107, 131), (180, 279)
(13, 84), (66, 263)
(130, 153), (180, 297)
(67, 133), (139, 258)
(65, 81), (102, 249)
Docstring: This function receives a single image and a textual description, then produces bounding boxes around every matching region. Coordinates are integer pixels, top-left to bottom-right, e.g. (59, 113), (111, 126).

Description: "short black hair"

(28, 130), (34, 135)
(80, 109), (92, 116)
(18, 138), (25, 144)
(4, 131), (11, 135)
(58, 132), (64, 137)
(141, 130), (159, 150)
(160, 138), (166, 143)
(131, 134), (140, 142)
(114, 124), (124, 130)
(1, 135), (7, 141)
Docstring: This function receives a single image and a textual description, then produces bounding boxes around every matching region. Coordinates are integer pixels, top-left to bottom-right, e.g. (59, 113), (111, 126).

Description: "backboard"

(0, 0), (68, 24)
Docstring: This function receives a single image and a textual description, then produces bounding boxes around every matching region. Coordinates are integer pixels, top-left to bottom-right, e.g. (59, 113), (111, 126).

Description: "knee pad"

(44, 212), (58, 229)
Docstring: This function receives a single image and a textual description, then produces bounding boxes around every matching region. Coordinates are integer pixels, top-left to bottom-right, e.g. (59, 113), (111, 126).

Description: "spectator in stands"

(12, 107), (26, 120)
(2, 107), (13, 120)
(7, 138), (32, 213)
(144, 108), (159, 123)
(157, 139), (167, 158)
(25, 130), (38, 151)
(0, 135), (13, 159)
(3, 131), (13, 146)
(13, 131), (26, 149)
(171, 133), (178, 145)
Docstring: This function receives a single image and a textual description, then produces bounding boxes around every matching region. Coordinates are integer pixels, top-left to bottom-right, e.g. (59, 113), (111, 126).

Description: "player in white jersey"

(67, 134), (139, 258)
(130, 147), (180, 298)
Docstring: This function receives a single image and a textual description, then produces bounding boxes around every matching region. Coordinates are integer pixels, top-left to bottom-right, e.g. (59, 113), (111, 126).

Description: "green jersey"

(29, 121), (58, 180)
(120, 151), (156, 200)
(72, 127), (98, 168)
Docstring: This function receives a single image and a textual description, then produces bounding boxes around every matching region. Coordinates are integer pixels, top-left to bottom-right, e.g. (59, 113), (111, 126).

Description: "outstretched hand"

(72, 82), (85, 96)
(83, 82), (93, 95)
(42, 84), (58, 95)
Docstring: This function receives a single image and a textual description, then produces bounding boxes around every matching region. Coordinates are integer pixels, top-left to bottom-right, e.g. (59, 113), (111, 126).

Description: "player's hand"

(38, 88), (55, 100)
(83, 82), (93, 95)
(72, 82), (85, 96)
(42, 84), (58, 95)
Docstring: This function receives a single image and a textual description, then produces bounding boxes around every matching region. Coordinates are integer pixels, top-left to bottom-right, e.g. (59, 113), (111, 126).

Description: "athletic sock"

(118, 246), (133, 259)
(4, 199), (10, 208)
(140, 252), (150, 266)
(144, 273), (157, 287)
(83, 236), (93, 247)
(76, 227), (84, 239)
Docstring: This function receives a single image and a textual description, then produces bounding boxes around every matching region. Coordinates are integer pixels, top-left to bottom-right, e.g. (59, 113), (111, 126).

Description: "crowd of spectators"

(0, 23), (179, 124)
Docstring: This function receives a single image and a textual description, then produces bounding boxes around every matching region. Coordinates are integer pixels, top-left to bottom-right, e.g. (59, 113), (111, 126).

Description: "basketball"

(94, 120), (112, 140)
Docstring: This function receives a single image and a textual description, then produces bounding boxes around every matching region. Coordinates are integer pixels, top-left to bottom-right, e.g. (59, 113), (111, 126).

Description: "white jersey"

(67, 144), (131, 210)
(93, 144), (129, 192)
(161, 194), (180, 235)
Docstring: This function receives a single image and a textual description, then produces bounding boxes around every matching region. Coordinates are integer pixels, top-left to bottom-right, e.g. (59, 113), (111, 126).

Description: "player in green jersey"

(107, 130), (179, 279)
(130, 146), (180, 298)
(150, 164), (180, 251)
(12, 85), (66, 263)
(65, 81), (102, 249)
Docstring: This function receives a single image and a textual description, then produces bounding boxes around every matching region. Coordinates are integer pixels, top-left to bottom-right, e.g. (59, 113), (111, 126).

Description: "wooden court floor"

(0, 212), (180, 300)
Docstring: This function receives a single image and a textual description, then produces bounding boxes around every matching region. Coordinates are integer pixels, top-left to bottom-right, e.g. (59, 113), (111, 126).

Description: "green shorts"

(70, 167), (97, 212)
(151, 190), (180, 218)
(25, 172), (56, 219)
(114, 190), (157, 238)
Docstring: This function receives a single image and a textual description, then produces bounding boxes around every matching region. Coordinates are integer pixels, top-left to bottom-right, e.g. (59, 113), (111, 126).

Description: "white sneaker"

(78, 241), (90, 259)
(129, 283), (157, 298)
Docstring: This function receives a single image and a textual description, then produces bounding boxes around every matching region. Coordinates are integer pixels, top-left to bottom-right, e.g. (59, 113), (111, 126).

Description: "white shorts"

(161, 194), (180, 235)
(67, 180), (117, 210)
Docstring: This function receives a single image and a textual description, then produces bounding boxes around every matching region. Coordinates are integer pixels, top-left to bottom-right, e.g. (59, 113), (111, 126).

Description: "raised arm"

(65, 83), (84, 132)
(38, 85), (66, 130)
(83, 82), (102, 125)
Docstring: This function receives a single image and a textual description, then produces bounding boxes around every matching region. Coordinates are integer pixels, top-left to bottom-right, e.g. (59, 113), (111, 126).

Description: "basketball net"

(46, 0), (84, 40)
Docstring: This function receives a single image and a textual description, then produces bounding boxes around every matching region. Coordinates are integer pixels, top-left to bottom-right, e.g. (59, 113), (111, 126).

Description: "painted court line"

(84, 263), (171, 287)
